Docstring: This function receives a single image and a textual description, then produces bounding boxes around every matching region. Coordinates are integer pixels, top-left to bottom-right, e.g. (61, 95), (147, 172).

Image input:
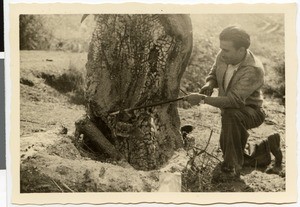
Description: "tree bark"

(80, 14), (193, 170)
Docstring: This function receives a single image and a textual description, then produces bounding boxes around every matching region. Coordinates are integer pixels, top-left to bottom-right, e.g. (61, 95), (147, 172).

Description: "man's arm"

(200, 56), (219, 95)
(204, 66), (264, 109)
(205, 62), (218, 88)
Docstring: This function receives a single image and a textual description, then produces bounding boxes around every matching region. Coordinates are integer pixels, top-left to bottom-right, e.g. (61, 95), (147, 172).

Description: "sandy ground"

(20, 51), (286, 192)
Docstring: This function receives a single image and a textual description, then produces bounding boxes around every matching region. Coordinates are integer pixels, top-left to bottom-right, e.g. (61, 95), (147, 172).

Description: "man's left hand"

(183, 93), (207, 106)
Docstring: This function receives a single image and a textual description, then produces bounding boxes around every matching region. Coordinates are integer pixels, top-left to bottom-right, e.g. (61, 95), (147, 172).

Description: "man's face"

(220, 40), (243, 65)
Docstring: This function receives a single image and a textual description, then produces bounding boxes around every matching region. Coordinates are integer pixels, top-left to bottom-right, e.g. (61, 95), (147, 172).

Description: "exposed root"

(75, 115), (124, 161)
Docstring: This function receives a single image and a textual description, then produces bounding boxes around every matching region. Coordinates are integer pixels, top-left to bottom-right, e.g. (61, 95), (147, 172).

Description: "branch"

(62, 182), (75, 193)
(51, 179), (64, 193)
(204, 129), (213, 151)
(203, 151), (221, 162)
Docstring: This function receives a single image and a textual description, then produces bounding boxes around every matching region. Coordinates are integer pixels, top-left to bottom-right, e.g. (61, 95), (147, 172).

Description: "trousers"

(220, 106), (265, 171)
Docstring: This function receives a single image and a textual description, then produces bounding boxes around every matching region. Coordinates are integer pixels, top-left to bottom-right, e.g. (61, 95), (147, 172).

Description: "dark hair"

(219, 26), (250, 49)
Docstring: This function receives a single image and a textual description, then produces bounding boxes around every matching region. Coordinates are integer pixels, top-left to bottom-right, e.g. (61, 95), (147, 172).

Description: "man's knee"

(222, 109), (242, 122)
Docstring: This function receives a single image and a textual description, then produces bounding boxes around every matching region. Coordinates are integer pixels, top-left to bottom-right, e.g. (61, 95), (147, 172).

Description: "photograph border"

(9, 3), (297, 205)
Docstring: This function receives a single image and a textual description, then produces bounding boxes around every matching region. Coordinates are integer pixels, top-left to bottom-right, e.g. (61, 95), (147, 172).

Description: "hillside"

(20, 50), (285, 192)
(19, 13), (285, 193)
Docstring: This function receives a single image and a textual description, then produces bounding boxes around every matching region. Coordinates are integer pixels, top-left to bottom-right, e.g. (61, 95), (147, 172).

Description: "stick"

(204, 129), (213, 151)
(20, 119), (41, 124)
(180, 88), (188, 95)
(62, 182), (75, 193)
(203, 151), (221, 162)
(83, 142), (95, 153)
(20, 119), (56, 125)
(51, 179), (64, 193)
(109, 97), (185, 116)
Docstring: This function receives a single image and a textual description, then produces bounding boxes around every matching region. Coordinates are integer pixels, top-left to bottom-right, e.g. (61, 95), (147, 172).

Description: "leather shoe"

(267, 133), (282, 167)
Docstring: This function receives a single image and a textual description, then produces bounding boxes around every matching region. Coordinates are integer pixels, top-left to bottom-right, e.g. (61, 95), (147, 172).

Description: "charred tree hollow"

(76, 14), (193, 171)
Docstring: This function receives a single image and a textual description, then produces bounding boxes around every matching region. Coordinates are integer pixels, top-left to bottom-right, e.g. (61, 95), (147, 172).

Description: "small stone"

(59, 125), (68, 135)
(99, 167), (106, 178)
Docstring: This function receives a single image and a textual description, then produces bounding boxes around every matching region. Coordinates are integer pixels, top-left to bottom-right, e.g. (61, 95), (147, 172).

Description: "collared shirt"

(224, 63), (241, 91)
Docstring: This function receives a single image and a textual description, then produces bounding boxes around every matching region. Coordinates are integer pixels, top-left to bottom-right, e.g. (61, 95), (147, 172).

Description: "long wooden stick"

(51, 179), (64, 193)
(109, 96), (185, 116)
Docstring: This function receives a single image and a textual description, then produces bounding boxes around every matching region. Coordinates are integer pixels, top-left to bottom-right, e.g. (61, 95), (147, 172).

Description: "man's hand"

(200, 82), (214, 96)
(183, 93), (207, 106)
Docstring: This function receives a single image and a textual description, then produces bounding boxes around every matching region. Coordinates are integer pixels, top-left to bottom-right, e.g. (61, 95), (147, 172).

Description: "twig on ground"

(204, 151), (221, 162)
(21, 119), (56, 125)
(51, 179), (64, 193)
(83, 142), (95, 153)
(62, 182), (75, 193)
(20, 119), (41, 124)
(185, 129), (215, 168)
(193, 147), (205, 156)
(204, 129), (213, 151)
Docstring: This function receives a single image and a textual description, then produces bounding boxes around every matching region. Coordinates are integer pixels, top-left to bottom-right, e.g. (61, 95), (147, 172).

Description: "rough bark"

(80, 14), (193, 170)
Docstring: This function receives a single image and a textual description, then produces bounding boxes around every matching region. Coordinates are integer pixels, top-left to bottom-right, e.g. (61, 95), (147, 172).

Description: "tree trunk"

(80, 14), (193, 170)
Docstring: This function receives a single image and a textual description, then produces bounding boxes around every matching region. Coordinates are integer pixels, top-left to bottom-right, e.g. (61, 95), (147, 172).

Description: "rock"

(20, 77), (34, 87)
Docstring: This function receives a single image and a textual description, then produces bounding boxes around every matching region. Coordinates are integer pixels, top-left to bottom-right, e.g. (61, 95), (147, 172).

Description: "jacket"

(204, 49), (265, 109)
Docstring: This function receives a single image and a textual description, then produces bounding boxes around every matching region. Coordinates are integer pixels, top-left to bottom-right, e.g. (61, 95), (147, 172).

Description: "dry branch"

(51, 179), (64, 193)
(62, 182), (75, 193)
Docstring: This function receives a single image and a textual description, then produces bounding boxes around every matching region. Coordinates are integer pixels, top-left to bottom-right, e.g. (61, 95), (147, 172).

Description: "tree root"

(75, 115), (124, 161)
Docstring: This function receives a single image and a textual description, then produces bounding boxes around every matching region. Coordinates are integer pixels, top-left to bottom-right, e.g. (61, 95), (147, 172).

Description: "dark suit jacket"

(204, 50), (265, 109)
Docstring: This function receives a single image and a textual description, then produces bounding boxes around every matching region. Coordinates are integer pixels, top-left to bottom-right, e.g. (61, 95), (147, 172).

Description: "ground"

(19, 51), (286, 193)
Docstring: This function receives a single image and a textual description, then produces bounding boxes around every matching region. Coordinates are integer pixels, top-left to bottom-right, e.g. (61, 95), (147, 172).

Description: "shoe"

(248, 139), (271, 167)
(221, 162), (234, 173)
(243, 153), (256, 167)
(266, 165), (282, 175)
(267, 133), (283, 167)
(220, 162), (241, 176)
(212, 164), (240, 183)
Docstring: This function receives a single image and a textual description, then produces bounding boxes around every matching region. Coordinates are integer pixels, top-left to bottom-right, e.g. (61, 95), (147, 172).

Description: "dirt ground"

(20, 51), (286, 193)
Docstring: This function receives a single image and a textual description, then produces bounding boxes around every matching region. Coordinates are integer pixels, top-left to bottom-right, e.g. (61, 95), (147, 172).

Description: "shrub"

(19, 15), (53, 50)
(41, 60), (86, 105)
(262, 56), (285, 100)
(182, 38), (218, 93)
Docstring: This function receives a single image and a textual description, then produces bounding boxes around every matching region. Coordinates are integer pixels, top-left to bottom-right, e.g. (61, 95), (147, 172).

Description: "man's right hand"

(200, 82), (213, 96)
(183, 93), (206, 106)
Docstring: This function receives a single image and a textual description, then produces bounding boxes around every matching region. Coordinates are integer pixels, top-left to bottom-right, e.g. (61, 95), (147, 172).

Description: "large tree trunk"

(79, 14), (193, 170)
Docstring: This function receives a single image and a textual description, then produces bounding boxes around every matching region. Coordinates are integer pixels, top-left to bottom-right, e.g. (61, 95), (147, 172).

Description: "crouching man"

(184, 26), (282, 180)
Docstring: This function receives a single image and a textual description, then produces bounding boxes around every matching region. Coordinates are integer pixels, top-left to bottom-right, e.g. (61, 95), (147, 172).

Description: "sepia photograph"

(9, 3), (297, 205)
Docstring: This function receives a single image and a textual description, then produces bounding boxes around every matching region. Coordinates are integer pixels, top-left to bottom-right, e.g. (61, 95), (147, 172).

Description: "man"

(184, 26), (282, 178)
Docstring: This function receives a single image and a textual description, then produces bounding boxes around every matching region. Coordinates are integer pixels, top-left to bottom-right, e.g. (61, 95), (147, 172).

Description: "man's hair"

(219, 26), (250, 49)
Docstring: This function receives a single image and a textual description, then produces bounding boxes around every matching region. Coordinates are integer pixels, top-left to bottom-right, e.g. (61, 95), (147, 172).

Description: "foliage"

(262, 54), (285, 102)
(182, 38), (218, 93)
(40, 60), (86, 105)
(20, 14), (95, 52)
(19, 15), (53, 50)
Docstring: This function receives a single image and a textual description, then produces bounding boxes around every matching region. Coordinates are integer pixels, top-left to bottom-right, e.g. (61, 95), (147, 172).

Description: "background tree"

(19, 15), (53, 50)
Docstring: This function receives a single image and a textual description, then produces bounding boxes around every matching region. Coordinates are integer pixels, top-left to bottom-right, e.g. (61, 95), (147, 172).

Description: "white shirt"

(224, 63), (241, 90)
